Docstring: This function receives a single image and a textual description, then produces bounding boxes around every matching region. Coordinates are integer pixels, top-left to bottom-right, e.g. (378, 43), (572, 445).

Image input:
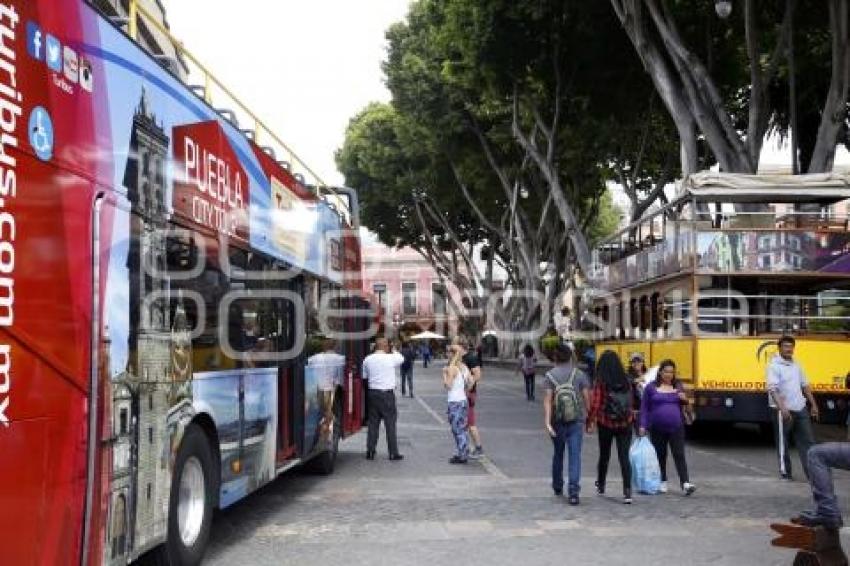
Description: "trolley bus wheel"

(313, 400), (343, 475)
(161, 424), (214, 566)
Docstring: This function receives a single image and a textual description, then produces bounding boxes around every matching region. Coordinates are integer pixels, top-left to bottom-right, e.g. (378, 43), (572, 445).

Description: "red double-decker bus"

(0, 1), (372, 564)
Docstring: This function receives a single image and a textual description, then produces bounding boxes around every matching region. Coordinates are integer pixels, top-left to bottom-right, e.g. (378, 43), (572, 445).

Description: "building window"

(789, 236), (801, 251)
(402, 282), (417, 315)
(119, 408), (128, 435)
(432, 282), (447, 315)
(373, 283), (388, 313)
(759, 254), (772, 268)
(758, 235), (773, 250)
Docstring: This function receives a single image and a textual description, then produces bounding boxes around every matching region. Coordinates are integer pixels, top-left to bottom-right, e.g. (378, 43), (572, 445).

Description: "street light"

(715, 0), (732, 19)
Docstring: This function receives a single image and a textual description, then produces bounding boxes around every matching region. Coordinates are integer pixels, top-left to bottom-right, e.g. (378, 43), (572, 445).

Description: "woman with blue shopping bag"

(629, 436), (661, 495)
(638, 359), (697, 496)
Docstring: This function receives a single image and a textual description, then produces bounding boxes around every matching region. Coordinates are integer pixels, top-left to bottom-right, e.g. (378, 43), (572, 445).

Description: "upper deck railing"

(119, 0), (352, 225)
(593, 212), (850, 291)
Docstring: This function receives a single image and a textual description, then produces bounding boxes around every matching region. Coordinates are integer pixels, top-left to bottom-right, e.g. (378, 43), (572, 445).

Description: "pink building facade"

(361, 244), (460, 337)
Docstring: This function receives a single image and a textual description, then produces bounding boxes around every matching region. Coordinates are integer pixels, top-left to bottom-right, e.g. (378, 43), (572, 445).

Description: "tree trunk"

(808, 0), (850, 173)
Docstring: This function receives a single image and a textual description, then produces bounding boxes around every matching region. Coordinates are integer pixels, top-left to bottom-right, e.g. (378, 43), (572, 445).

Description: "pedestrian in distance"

(421, 343), (432, 368)
(767, 335), (819, 480)
(443, 337), (475, 464)
(638, 359), (696, 495)
(400, 341), (415, 397)
(519, 344), (538, 401)
(543, 343), (591, 505)
(627, 352), (648, 432)
(792, 442), (850, 529)
(462, 338), (484, 459)
(362, 337), (405, 461)
(587, 350), (634, 504)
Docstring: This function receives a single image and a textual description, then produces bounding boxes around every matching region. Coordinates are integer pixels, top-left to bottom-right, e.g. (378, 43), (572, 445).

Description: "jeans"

(523, 372), (535, 400)
(597, 424), (632, 495)
(649, 426), (689, 486)
(772, 407), (816, 479)
(367, 389), (399, 456)
(807, 442), (850, 523)
(400, 366), (413, 396)
(447, 401), (469, 458)
(551, 420), (584, 496)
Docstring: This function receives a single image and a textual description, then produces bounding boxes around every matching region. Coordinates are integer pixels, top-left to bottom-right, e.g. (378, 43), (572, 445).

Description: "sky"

(163, 0), (412, 188)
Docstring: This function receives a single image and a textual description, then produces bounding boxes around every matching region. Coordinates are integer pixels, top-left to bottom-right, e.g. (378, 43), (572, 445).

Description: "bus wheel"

(313, 400), (343, 475)
(161, 424), (214, 566)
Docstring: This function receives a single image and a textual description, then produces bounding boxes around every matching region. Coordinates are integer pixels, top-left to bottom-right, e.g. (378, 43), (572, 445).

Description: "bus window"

(617, 301), (625, 339)
(650, 292), (660, 335)
(639, 295), (649, 335)
(663, 286), (691, 338)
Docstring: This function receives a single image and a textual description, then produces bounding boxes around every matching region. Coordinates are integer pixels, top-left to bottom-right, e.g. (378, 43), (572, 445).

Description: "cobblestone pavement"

(199, 363), (850, 566)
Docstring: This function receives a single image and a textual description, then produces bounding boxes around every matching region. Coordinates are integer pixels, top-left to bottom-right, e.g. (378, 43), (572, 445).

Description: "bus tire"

(161, 424), (214, 566)
(313, 399), (343, 475)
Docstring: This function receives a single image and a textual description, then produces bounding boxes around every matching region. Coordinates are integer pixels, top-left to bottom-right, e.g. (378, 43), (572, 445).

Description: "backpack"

(603, 385), (632, 422)
(547, 369), (581, 423)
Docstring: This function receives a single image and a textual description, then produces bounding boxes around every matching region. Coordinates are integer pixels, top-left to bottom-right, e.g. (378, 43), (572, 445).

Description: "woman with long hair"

(638, 359), (696, 495)
(443, 336), (474, 464)
(519, 344), (538, 401)
(588, 350), (634, 504)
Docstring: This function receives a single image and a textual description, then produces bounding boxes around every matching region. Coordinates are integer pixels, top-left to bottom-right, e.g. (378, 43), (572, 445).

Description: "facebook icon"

(27, 21), (43, 61)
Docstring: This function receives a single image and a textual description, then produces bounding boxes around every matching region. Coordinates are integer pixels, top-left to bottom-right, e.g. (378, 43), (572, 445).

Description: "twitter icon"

(46, 34), (61, 72)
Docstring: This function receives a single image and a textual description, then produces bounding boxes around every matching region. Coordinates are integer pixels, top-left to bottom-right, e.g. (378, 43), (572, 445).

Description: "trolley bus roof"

(677, 171), (850, 204)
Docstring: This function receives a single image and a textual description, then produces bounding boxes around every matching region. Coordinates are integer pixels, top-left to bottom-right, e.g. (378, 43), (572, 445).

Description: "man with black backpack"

(543, 343), (591, 505)
(587, 350), (635, 504)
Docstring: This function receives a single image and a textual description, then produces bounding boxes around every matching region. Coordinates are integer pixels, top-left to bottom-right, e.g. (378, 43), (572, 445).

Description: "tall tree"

(609, 0), (850, 174)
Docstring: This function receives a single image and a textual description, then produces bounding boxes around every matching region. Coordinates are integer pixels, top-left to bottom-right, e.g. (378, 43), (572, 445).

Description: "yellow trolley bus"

(588, 173), (850, 425)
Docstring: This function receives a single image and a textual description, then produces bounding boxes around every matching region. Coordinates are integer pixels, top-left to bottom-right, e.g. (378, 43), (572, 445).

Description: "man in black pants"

(363, 337), (405, 460)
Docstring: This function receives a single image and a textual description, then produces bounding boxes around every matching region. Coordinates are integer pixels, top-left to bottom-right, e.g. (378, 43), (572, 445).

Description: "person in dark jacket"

(587, 350), (634, 504)
(400, 341), (416, 397)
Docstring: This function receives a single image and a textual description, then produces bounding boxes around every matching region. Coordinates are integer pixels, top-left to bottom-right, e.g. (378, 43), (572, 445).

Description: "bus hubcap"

(178, 456), (205, 547)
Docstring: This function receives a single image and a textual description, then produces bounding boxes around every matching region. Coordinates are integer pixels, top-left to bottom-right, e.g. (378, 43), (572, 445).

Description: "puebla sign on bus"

(172, 120), (249, 240)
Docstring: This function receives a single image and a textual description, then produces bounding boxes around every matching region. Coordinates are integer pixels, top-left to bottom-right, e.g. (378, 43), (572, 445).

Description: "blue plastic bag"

(630, 436), (661, 494)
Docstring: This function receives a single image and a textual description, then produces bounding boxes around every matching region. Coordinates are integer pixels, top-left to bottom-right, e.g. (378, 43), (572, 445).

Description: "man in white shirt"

(767, 335), (819, 480)
(363, 337), (405, 460)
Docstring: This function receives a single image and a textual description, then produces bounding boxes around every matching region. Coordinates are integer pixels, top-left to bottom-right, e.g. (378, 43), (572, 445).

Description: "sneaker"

(389, 454), (404, 461)
(568, 495), (580, 506)
(469, 447), (484, 460)
(780, 473), (794, 481)
(553, 488), (563, 496)
(595, 481), (605, 495)
(623, 495), (633, 505)
(683, 482), (697, 496)
(366, 450), (375, 460)
(449, 455), (468, 464)
(659, 481), (668, 493)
